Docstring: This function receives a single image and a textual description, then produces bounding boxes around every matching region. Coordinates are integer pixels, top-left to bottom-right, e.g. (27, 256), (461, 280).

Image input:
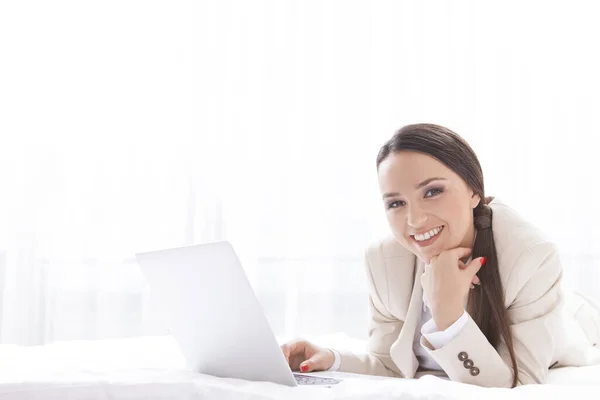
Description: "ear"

(470, 192), (481, 209)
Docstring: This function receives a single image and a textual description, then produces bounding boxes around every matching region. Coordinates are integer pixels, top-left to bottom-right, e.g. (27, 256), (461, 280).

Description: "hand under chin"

(417, 247), (446, 264)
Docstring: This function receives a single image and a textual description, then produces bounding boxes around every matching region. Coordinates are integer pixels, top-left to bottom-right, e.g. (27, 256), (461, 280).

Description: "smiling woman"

(375, 124), (517, 384)
(281, 123), (600, 388)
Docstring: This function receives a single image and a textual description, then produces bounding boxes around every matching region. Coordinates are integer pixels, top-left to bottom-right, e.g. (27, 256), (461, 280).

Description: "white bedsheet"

(1, 335), (599, 399)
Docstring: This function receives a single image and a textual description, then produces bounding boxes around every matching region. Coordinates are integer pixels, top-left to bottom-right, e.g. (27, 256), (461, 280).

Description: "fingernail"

(481, 257), (487, 266)
(300, 364), (308, 372)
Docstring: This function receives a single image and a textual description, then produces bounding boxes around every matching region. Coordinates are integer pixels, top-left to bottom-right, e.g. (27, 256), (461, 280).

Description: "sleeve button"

(469, 367), (480, 376)
(458, 352), (468, 361)
(463, 359), (474, 369)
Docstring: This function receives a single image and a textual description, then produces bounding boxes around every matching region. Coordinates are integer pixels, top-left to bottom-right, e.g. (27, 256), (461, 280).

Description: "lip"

(411, 226), (444, 248)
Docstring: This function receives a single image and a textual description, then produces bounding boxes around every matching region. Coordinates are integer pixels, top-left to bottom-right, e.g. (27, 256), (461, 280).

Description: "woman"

(281, 123), (600, 388)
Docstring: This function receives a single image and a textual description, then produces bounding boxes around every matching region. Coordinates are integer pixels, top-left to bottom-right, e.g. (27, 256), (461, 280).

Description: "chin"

(412, 246), (430, 259)
(416, 245), (443, 263)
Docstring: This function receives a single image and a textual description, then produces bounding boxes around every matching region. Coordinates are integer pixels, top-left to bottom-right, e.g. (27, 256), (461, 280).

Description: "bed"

(1, 335), (599, 399)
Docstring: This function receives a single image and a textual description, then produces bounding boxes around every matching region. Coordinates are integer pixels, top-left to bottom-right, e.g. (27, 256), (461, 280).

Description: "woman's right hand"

(280, 339), (335, 373)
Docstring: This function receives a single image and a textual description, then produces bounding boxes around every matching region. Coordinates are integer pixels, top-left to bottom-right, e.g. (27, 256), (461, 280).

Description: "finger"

(458, 259), (481, 285)
(282, 340), (305, 362)
(299, 353), (327, 373)
(465, 256), (486, 277)
(448, 247), (472, 261)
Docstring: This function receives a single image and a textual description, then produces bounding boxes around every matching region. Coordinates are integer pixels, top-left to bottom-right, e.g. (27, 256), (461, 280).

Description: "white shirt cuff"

(327, 349), (341, 371)
(421, 310), (469, 350)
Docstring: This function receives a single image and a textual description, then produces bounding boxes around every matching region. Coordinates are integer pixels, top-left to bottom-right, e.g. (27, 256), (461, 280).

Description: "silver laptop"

(136, 241), (341, 387)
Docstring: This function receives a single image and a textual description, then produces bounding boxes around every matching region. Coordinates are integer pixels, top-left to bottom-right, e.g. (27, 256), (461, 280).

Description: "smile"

(411, 226), (444, 246)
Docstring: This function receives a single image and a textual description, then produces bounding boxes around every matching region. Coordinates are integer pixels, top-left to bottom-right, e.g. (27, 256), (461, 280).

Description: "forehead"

(377, 151), (459, 188)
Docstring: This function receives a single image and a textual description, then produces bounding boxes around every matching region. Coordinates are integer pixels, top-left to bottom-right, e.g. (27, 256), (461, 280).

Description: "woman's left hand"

(421, 247), (486, 330)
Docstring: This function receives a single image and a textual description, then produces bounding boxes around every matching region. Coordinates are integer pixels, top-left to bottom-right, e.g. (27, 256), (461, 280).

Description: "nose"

(407, 204), (428, 228)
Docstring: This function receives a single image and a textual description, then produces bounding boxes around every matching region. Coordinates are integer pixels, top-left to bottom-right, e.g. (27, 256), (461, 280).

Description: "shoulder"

(363, 235), (415, 276)
(489, 199), (562, 305)
(365, 235), (414, 261)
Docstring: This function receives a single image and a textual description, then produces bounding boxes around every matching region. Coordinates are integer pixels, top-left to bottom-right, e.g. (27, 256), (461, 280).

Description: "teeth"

(414, 226), (443, 242)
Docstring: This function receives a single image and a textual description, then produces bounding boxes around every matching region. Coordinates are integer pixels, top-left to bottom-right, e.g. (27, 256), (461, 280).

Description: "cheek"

(386, 213), (413, 248)
(386, 211), (404, 231)
(443, 202), (472, 239)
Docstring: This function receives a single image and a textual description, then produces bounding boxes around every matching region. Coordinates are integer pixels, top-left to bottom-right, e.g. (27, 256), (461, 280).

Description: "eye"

(425, 187), (444, 198)
(387, 200), (405, 209)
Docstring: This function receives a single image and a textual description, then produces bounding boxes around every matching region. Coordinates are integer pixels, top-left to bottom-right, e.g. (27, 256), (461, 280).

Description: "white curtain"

(1, 0), (599, 345)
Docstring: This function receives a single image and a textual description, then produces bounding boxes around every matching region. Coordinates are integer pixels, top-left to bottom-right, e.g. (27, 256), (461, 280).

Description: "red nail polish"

(481, 257), (487, 266)
(300, 365), (308, 372)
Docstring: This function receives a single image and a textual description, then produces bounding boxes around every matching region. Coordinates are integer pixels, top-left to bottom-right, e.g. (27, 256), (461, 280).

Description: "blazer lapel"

(389, 257), (425, 378)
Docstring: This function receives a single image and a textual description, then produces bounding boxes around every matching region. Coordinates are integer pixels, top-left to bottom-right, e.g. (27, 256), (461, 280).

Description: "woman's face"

(377, 151), (480, 263)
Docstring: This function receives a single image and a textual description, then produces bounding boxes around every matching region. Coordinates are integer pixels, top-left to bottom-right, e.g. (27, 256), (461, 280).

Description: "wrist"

(432, 307), (464, 331)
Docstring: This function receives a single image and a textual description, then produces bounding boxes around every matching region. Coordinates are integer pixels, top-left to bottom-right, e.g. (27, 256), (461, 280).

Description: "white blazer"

(335, 198), (600, 387)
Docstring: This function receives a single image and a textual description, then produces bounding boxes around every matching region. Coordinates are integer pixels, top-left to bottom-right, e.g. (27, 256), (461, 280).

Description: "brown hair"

(376, 123), (518, 387)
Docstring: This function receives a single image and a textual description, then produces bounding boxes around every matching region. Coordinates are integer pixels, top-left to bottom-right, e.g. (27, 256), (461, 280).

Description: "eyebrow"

(381, 177), (447, 199)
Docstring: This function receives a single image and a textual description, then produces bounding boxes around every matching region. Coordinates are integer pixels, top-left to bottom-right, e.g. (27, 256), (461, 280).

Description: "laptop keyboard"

(293, 373), (341, 385)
